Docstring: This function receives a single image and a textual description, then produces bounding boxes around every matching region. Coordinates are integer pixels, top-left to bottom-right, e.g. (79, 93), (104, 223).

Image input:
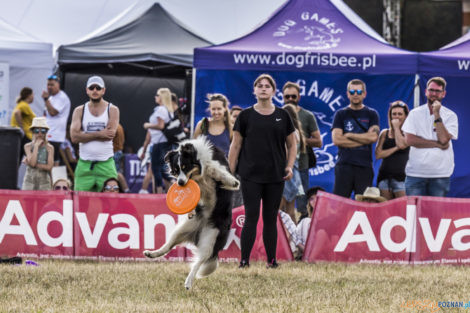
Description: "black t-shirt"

(234, 106), (295, 183)
(331, 106), (379, 168)
(377, 130), (410, 183)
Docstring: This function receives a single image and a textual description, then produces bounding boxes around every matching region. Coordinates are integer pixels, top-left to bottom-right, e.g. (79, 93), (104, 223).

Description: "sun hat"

(29, 117), (49, 130)
(86, 76), (105, 88)
(355, 187), (387, 203)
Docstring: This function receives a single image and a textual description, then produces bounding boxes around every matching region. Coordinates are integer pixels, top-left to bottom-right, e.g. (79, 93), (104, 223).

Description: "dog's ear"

(164, 150), (178, 164)
(181, 143), (197, 160)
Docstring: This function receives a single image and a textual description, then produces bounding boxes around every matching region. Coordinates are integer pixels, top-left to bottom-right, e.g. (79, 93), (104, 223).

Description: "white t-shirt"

(402, 104), (458, 178)
(149, 106), (172, 144)
(46, 90), (71, 143)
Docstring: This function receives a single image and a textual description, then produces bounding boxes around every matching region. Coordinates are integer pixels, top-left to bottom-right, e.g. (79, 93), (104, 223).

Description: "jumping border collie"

(143, 136), (240, 290)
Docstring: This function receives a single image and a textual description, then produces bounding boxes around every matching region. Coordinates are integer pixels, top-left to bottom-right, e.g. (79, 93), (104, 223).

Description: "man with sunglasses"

(70, 76), (120, 192)
(42, 74), (71, 166)
(282, 82), (322, 220)
(331, 79), (379, 198)
(402, 77), (458, 197)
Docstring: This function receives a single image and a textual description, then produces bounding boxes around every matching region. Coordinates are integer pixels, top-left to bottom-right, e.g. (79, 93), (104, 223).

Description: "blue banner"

(124, 154), (152, 193)
(419, 75), (468, 198)
(195, 69), (415, 195)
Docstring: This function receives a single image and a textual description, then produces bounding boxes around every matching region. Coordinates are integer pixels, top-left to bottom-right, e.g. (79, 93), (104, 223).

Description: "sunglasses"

(32, 128), (48, 134)
(47, 74), (59, 81)
(349, 89), (364, 95)
(104, 185), (120, 192)
(284, 94), (298, 100)
(54, 186), (69, 191)
(88, 85), (102, 91)
(390, 101), (406, 107)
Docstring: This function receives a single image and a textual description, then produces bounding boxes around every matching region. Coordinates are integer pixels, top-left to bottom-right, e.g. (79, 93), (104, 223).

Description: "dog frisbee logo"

(273, 11), (343, 51)
(166, 180), (200, 215)
(172, 188), (191, 207)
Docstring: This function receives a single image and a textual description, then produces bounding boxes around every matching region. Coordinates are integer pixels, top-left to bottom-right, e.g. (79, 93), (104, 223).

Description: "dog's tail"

(196, 257), (218, 278)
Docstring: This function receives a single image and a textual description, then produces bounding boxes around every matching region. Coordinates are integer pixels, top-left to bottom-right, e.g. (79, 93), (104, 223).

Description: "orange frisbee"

(166, 179), (201, 214)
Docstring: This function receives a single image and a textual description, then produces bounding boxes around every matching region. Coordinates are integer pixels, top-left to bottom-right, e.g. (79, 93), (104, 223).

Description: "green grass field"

(1, 259), (469, 313)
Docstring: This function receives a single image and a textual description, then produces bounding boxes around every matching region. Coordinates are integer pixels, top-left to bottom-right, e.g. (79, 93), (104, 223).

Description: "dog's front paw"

(143, 250), (154, 258)
(184, 276), (193, 290)
(222, 177), (240, 190)
(143, 250), (162, 258)
(233, 179), (240, 189)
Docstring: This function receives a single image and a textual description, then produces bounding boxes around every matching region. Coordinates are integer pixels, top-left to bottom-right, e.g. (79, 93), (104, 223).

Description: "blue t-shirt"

(332, 106), (379, 168)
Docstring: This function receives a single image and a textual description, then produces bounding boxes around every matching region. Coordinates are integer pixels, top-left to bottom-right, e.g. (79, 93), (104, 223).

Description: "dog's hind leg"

(184, 227), (219, 290)
(196, 257), (218, 278)
(143, 219), (195, 259)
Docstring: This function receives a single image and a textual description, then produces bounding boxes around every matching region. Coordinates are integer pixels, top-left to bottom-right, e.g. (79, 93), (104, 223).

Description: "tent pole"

(190, 68), (197, 137)
(413, 74), (420, 108)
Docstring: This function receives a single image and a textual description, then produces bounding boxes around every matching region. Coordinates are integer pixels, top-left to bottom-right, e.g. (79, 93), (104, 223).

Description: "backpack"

(162, 110), (187, 144)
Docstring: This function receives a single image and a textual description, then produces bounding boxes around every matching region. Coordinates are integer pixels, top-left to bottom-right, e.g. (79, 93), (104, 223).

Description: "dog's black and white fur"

(143, 136), (239, 289)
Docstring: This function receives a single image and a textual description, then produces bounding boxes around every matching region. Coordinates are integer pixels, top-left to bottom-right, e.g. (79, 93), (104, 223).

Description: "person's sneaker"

(138, 189), (149, 194)
(266, 259), (279, 269)
(238, 260), (250, 268)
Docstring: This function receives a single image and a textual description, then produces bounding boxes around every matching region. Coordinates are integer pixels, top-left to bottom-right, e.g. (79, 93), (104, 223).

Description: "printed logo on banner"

(273, 12), (343, 50)
(235, 214), (245, 228)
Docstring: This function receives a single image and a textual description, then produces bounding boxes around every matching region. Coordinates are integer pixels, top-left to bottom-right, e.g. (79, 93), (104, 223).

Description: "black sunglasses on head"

(88, 85), (102, 91)
(32, 128), (48, 134)
(47, 74), (59, 81)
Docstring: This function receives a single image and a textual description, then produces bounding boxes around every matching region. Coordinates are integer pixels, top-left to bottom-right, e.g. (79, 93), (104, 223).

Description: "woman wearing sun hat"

(22, 117), (54, 190)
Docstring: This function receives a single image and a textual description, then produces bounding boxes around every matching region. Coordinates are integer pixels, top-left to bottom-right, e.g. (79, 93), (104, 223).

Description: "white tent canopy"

(0, 18), (53, 126)
(0, 0), (286, 49)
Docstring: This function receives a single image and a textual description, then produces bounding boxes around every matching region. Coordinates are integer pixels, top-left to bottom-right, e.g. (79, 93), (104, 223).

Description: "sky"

(0, 0), (287, 49)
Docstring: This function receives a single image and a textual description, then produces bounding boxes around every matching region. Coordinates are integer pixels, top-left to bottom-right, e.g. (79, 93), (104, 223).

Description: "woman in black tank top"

(375, 101), (410, 200)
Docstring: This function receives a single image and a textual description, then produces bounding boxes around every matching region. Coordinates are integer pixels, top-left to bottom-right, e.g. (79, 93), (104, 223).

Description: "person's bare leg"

(141, 165), (153, 190)
(393, 190), (406, 199)
(380, 189), (393, 200)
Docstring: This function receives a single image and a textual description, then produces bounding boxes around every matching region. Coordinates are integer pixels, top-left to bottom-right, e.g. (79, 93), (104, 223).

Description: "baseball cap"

(86, 76), (105, 88)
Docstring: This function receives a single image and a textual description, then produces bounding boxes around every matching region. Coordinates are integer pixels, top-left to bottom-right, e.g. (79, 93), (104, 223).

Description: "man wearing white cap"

(42, 74), (71, 166)
(70, 76), (120, 192)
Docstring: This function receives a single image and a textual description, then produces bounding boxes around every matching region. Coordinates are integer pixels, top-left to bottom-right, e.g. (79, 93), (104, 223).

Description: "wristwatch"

(434, 117), (442, 123)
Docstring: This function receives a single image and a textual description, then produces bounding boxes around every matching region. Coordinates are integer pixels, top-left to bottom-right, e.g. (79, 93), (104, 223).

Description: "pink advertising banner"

(303, 192), (416, 264)
(73, 192), (185, 261)
(3, 190), (470, 265)
(0, 191), (292, 262)
(0, 190), (74, 258)
(413, 196), (470, 265)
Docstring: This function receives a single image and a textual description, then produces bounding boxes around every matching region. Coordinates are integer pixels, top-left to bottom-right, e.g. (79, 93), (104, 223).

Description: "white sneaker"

(138, 189), (149, 194)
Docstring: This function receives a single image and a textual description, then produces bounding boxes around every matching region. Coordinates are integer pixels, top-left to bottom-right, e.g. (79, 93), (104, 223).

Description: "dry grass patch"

(0, 260), (469, 312)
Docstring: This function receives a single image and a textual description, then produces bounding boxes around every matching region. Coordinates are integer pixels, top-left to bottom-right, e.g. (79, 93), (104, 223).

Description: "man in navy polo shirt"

(331, 79), (380, 198)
